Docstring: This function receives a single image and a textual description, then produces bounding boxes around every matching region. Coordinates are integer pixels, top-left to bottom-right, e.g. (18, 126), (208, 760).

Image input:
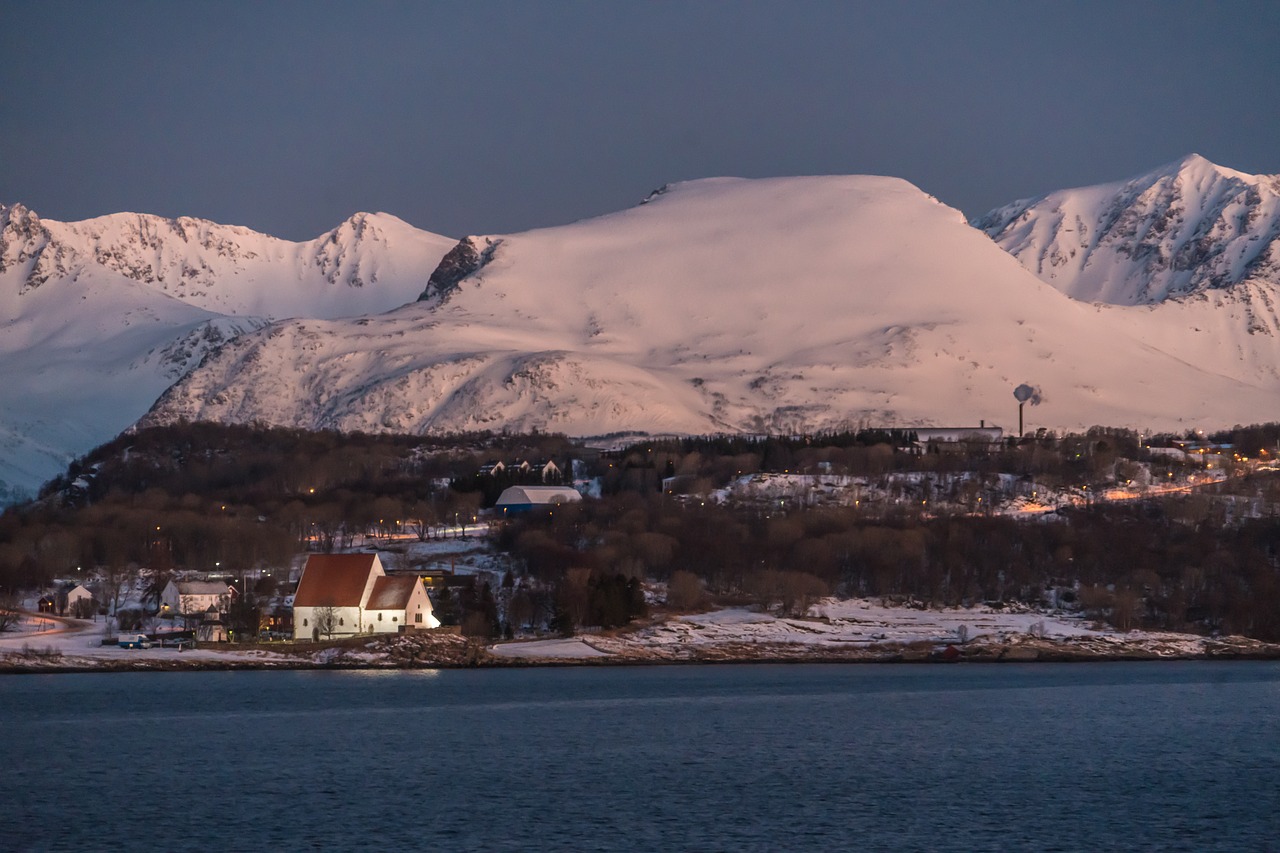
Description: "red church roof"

(366, 576), (419, 610)
(293, 554), (380, 607)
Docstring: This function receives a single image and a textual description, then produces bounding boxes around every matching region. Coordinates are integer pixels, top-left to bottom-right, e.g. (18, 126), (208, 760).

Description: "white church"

(292, 553), (440, 641)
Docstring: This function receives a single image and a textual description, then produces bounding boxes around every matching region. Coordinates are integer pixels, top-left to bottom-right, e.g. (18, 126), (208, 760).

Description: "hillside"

(140, 175), (1272, 440)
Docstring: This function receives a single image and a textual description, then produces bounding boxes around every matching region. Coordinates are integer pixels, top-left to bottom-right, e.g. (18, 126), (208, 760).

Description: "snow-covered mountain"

(139, 175), (1276, 443)
(0, 203), (454, 502)
(2, 203), (456, 318)
(974, 155), (1280, 399)
(974, 154), (1280, 307)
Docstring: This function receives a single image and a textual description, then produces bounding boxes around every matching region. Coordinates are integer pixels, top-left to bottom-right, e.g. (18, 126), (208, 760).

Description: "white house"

(159, 580), (234, 619)
(293, 553), (439, 641)
(63, 583), (95, 617)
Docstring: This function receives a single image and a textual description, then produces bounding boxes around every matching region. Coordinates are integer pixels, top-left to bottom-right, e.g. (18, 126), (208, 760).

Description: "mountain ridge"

(0, 203), (455, 319)
(139, 174), (1275, 444)
(973, 154), (1280, 306)
(0, 203), (455, 502)
(7, 158), (1280, 504)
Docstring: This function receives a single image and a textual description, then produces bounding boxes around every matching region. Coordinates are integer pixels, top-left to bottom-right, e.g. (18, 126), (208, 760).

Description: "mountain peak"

(977, 156), (1280, 306)
(1151, 152), (1259, 185)
(1, 200), (26, 217)
(1174, 152), (1215, 170)
(0, 202), (39, 231)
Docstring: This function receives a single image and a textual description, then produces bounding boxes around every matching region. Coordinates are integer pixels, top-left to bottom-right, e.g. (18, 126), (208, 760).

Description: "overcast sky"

(3, 0), (1278, 241)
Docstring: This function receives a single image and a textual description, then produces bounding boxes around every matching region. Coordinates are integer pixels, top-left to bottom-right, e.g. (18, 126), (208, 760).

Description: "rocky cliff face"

(1, 204), (75, 293)
(417, 236), (502, 304)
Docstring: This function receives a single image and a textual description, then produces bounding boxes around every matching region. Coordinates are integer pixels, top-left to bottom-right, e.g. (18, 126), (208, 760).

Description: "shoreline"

(7, 601), (1279, 674)
(4, 632), (1279, 674)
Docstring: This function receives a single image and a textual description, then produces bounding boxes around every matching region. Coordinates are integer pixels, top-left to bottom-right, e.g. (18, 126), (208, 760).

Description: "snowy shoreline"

(3, 640), (1278, 675)
(4, 600), (1279, 673)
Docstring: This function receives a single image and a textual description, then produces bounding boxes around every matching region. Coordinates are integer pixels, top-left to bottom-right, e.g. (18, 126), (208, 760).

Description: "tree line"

(4, 421), (1280, 642)
(496, 485), (1280, 639)
(1, 423), (576, 591)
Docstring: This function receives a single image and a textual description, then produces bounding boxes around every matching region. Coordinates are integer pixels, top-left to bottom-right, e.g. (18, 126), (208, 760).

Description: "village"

(4, 423), (1279, 671)
(13, 479), (581, 649)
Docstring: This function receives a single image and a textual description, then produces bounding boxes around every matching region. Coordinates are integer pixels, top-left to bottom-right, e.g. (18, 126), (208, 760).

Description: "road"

(0, 610), (94, 645)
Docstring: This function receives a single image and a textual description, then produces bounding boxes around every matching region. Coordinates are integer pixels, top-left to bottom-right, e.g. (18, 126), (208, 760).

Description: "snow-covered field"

(489, 638), (612, 660)
(489, 598), (1268, 663)
(4, 594), (1272, 672)
(351, 525), (510, 577)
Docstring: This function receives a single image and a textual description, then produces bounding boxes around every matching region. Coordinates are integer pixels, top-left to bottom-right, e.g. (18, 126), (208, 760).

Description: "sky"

(3, 0), (1279, 241)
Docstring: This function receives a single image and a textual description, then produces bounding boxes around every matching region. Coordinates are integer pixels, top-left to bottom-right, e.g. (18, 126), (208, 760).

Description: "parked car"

(117, 633), (153, 649)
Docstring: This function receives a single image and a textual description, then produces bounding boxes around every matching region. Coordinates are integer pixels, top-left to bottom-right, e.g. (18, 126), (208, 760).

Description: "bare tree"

(507, 585), (534, 632)
(778, 571), (828, 618)
(0, 594), (21, 633)
(406, 510), (434, 543)
(461, 611), (494, 638)
(142, 570), (171, 614)
(71, 597), (97, 620)
(313, 604), (339, 640)
(98, 563), (136, 617)
(666, 570), (705, 610)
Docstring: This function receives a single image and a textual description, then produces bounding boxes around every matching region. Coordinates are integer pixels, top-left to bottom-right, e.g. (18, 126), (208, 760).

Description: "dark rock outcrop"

(418, 236), (500, 303)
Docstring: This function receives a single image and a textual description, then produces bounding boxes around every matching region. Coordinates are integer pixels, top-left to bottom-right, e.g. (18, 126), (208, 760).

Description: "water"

(3, 662), (1279, 852)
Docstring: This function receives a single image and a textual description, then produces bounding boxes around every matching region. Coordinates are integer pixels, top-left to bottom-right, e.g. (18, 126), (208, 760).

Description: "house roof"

(495, 485), (582, 506)
(293, 554), (380, 608)
(366, 576), (419, 610)
(176, 581), (232, 596)
(912, 427), (1004, 442)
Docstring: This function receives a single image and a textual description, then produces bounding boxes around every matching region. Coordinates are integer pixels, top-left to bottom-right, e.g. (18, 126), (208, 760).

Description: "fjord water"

(5, 663), (1278, 851)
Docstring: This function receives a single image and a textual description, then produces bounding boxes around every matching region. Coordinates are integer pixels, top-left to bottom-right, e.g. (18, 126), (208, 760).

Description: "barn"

(494, 485), (583, 514)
